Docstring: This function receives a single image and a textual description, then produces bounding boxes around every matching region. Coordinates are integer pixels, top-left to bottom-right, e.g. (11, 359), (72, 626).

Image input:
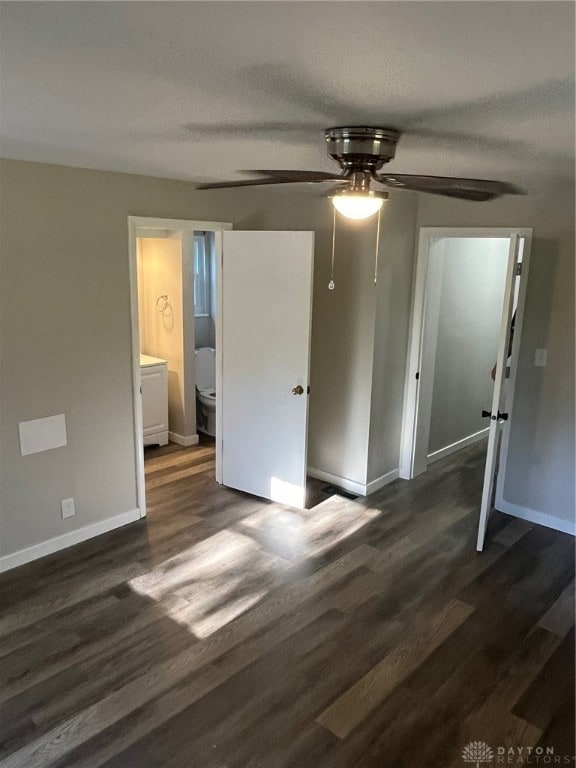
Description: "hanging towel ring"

(155, 294), (169, 312)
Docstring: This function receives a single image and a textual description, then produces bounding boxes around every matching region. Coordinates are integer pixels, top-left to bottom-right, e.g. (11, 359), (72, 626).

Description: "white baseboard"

(0, 508), (142, 573)
(497, 499), (576, 536)
(307, 467), (399, 497)
(427, 427), (489, 464)
(169, 432), (199, 447)
(365, 468), (400, 495)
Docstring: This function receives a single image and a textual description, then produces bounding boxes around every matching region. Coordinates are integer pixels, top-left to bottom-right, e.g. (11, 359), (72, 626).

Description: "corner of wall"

(366, 191), (419, 485)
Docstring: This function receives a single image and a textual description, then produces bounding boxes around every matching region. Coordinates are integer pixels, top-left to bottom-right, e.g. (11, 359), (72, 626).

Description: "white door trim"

(214, 231), (224, 484)
(127, 216), (232, 518)
(399, 227), (533, 481)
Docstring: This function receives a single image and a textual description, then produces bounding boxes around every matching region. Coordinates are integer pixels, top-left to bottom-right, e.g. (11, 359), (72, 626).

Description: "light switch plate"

(534, 349), (547, 367)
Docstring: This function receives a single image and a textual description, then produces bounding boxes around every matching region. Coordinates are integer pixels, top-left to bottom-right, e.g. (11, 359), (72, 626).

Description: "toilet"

(195, 347), (216, 436)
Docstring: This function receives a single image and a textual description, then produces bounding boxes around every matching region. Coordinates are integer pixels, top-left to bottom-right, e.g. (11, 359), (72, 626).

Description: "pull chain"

(374, 207), (382, 285)
(328, 206), (336, 290)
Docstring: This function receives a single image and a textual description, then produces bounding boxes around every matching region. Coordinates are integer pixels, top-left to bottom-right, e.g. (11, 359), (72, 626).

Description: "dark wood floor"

(0, 441), (574, 767)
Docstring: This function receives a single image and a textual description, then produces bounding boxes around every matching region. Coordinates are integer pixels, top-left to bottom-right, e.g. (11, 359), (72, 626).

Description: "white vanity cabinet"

(140, 354), (169, 446)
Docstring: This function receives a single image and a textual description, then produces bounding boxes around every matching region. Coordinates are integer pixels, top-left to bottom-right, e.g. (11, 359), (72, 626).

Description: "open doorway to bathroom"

(128, 216), (232, 517)
(140, 233), (218, 496)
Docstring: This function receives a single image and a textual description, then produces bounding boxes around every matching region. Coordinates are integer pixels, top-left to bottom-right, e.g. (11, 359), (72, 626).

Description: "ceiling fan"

(197, 126), (525, 219)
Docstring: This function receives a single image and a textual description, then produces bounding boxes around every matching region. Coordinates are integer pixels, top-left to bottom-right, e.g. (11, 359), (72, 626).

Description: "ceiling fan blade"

(375, 173), (524, 201)
(196, 178), (304, 190)
(197, 170), (346, 190)
(403, 187), (499, 202)
(249, 170), (347, 180)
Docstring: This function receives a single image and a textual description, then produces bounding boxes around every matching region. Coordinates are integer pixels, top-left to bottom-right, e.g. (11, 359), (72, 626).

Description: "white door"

(476, 233), (525, 551)
(219, 231), (314, 508)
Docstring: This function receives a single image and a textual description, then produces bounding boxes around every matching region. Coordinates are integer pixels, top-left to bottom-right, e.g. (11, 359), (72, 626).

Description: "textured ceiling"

(1, 2), (574, 192)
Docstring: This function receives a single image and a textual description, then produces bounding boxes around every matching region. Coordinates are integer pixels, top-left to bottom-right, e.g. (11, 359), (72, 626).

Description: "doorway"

(128, 217), (232, 517)
(399, 227), (533, 548)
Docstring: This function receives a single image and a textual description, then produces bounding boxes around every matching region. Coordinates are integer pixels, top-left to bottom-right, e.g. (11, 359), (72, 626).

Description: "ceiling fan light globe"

(331, 192), (385, 220)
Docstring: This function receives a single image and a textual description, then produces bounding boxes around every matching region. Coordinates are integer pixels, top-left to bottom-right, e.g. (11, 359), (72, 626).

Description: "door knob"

(292, 385), (304, 395)
(482, 409), (508, 421)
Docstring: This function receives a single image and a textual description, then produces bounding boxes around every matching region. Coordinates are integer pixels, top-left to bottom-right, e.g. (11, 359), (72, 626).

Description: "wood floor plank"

(144, 445), (215, 473)
(31, 609), (347, 768)
(0, 631), (81, 690)
(0, 563), (146, 638)
(537, 578), (575, 637)
(86, 609), (347, 768)
(512, 627), (576, 731)
(145, 460), (216, 488)
(316, 598), (475, 738)
(492, 517), (533, 547)
(368, 502), (471, 572)
(0, 594), (122, 666)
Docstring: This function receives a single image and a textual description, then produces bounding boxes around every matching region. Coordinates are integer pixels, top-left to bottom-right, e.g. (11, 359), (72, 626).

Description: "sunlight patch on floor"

(129, 528), (286, 638)
(130, 497), (381, 638)
(182, 591), (266, 638)
(240, 500), (381, 558)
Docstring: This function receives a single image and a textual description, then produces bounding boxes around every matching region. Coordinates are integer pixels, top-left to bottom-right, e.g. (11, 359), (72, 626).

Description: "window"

(194, 233), (210, 317)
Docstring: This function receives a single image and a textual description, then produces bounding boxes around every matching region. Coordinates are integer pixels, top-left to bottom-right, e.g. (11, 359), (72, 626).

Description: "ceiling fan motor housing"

(324, 127), (400, 173)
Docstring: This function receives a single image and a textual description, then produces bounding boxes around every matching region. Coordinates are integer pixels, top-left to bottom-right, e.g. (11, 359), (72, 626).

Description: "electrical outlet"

(534, 349), (548, 367)
(61, 497), (75, 519)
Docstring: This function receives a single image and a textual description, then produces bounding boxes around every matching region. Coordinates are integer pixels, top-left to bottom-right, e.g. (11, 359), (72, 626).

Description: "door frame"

(399, 226), (533, 483)
(128, 216), (232, 518)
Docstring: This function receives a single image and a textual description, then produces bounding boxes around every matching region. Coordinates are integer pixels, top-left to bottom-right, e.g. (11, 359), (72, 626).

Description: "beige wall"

(367, 192), (418, 485)
(0, 158), (395, 559)
(428, 237), (509, 455)
(307, 221), (378, 485)
(137, 235), (195, 439)
(307, 191), (419, 487)
(418, 188), (575, 526)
